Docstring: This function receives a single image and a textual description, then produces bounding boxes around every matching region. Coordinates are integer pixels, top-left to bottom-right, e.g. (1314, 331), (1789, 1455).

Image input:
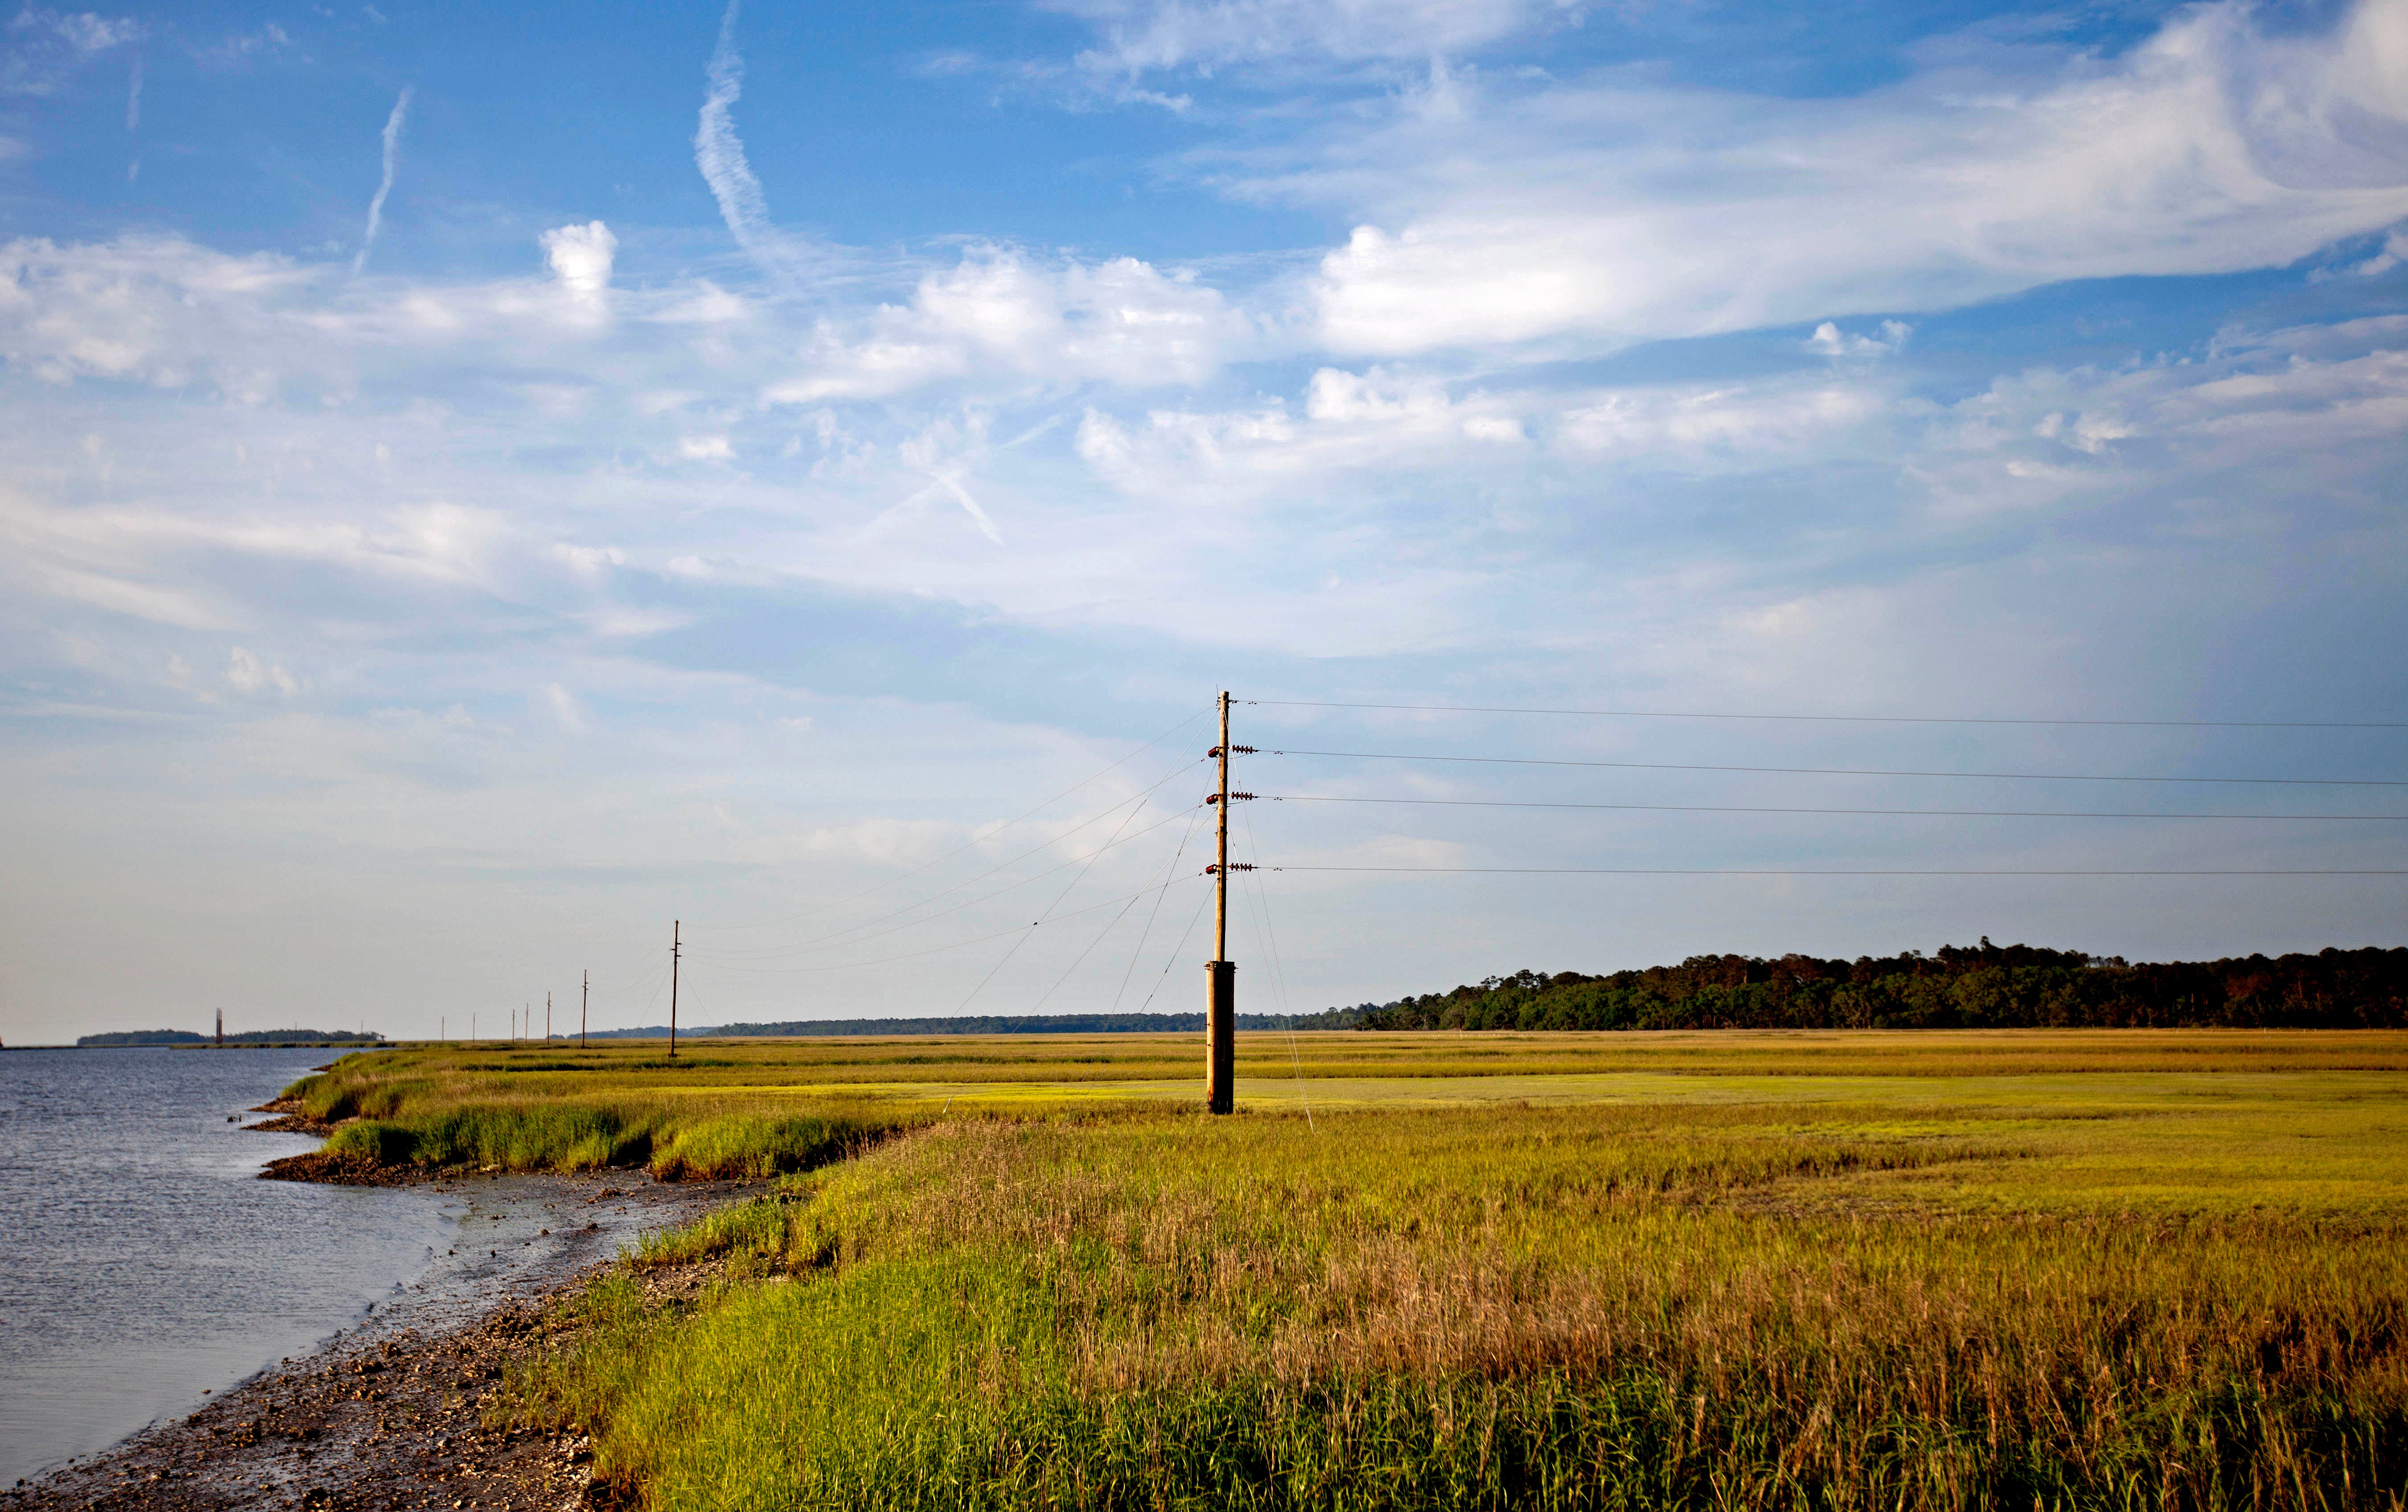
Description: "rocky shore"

(1, 1173), (744, 1512)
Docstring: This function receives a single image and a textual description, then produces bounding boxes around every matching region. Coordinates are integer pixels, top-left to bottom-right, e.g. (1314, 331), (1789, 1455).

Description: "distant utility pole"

(215, 1008), (223, 1048)
(669, 921), (681, 1060)
(545, 992), (551, 1045)
(580, 970), (588, 1050)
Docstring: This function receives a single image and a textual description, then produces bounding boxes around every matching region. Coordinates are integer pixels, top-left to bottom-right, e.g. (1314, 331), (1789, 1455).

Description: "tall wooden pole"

(1216, 691), (1229, 962)
(669, 921), (681, 1059)
(1206, 691), (1235, 1114)
(580, 970), (588, 1050)
(545, 992), (551, 1045)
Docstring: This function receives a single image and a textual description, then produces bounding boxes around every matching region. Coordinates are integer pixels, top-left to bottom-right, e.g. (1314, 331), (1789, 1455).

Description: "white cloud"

(1285, 0), (2408, 355)
(539, 220), (616, 317)
(1808, 319), (1912, 359)
(3, 6), (141, 97)
(2347, 229), (2408, 277)
(1051, 0), (1556, 73)
(648, 279), (745, 325)
(540, 682), (588, 733)
(11, 6), (142, 54)
(678, 433), (734, 461)
(226, 645), (297, 696)
(203, 23), (291, 65)
(763, 247), (1247, 402)
(1305, 364), (1449, 422)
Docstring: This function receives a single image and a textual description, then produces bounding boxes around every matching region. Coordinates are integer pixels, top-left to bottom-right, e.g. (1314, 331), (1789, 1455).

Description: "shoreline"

(1, 1172), (749, 1511)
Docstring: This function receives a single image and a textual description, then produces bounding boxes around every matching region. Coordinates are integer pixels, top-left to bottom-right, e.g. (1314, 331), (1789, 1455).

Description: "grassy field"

(285, 1032), (2408, 1508)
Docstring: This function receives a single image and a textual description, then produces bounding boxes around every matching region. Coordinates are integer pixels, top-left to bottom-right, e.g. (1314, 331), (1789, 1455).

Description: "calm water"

(0, 1048), (455, 1484)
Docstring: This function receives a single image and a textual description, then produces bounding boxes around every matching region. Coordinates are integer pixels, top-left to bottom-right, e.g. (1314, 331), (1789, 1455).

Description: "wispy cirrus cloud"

(3, 4), (140, 96)
(1238, 0), (2408, 356)
(1048, 0), (1563, 75)
(10, 5), (142, 54)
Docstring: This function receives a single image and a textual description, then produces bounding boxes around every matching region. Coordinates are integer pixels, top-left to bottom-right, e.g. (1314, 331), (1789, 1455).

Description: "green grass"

(394, 1033), (2408, 1511)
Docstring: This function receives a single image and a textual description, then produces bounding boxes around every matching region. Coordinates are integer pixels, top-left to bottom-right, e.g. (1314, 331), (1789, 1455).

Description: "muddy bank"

(1, 1173), (746, 1512)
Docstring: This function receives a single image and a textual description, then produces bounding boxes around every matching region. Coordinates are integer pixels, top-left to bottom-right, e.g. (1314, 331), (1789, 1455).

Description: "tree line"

(1333, 941), (2408, 1031)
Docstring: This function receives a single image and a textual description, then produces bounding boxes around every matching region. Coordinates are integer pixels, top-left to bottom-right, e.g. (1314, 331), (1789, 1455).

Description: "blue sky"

(3, 0), (2404, 1042)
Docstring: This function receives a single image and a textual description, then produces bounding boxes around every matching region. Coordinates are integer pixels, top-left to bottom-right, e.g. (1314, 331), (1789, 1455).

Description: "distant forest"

(384, 944), (2408, 1044)
(75, 1029), (387, 1046)
(1342, 942), (2408, 1031)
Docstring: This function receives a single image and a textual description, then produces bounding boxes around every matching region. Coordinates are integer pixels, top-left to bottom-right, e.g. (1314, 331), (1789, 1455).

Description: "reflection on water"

(0, 1047), (451, 1483)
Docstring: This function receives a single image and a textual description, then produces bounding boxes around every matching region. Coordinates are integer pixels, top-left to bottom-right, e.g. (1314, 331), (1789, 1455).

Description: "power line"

(692, 875), (1208, 976)
(1261, 749), (2408, 787)
(688, 702), (1215, 934)
(1248, 700), (2407, 730)
(955, 791), (1158, 1015)
(1138, 882), (1214, 1014)
(1255, 866), (2407, 876)
(1262, 795), (2407, 820)
(698, 750), (1210, 958)
(1110, 804), (1209, 1014)
(689, 803), (1201, 964)
(977, 787), (1159, 1014)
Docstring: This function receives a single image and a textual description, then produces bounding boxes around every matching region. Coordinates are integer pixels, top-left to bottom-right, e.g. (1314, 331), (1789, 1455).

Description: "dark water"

(0, 1048), (455, 1484)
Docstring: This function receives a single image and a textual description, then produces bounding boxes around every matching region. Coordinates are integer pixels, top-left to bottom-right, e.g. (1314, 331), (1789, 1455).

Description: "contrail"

(126, 56), (141, 131)
(353, 86), (413, 275)
(694, 0), (790, 285)
(934, 473), (1004, 544)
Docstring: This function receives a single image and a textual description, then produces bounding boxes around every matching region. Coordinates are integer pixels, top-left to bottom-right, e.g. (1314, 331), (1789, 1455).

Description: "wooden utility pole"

(669, 920), (681, 1059)
(580, 970), (588, 1049)
(545, 992), (551, 1044)
(1206, 691), (1235, 1114)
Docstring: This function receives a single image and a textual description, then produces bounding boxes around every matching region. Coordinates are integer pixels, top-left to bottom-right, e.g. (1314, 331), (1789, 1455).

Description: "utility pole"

(669, 921), (681, 1059)
(1206, 691), (1236, 1114)
(580, 970), (588, 1050)
(215, 1008), (223, 1048)
(545, 992), (551, 1045)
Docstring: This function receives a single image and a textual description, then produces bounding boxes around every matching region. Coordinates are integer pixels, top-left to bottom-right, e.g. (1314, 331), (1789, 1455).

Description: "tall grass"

(499, 1102), (2408, 1510)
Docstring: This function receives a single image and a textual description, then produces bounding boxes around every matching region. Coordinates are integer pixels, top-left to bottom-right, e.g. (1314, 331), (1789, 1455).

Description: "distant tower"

(215, 1008), (224, 1048)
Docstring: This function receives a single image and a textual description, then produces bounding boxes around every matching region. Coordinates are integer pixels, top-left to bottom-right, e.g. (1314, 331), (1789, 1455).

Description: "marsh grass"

(494, 1094), (2408, 1510)
(314, 1096), (906, 1180)
(285, 1030), (2408, 1182)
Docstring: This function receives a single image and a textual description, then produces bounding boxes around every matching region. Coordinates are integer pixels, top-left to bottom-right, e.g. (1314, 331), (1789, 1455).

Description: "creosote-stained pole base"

(1205, 960), (1236, 1114)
